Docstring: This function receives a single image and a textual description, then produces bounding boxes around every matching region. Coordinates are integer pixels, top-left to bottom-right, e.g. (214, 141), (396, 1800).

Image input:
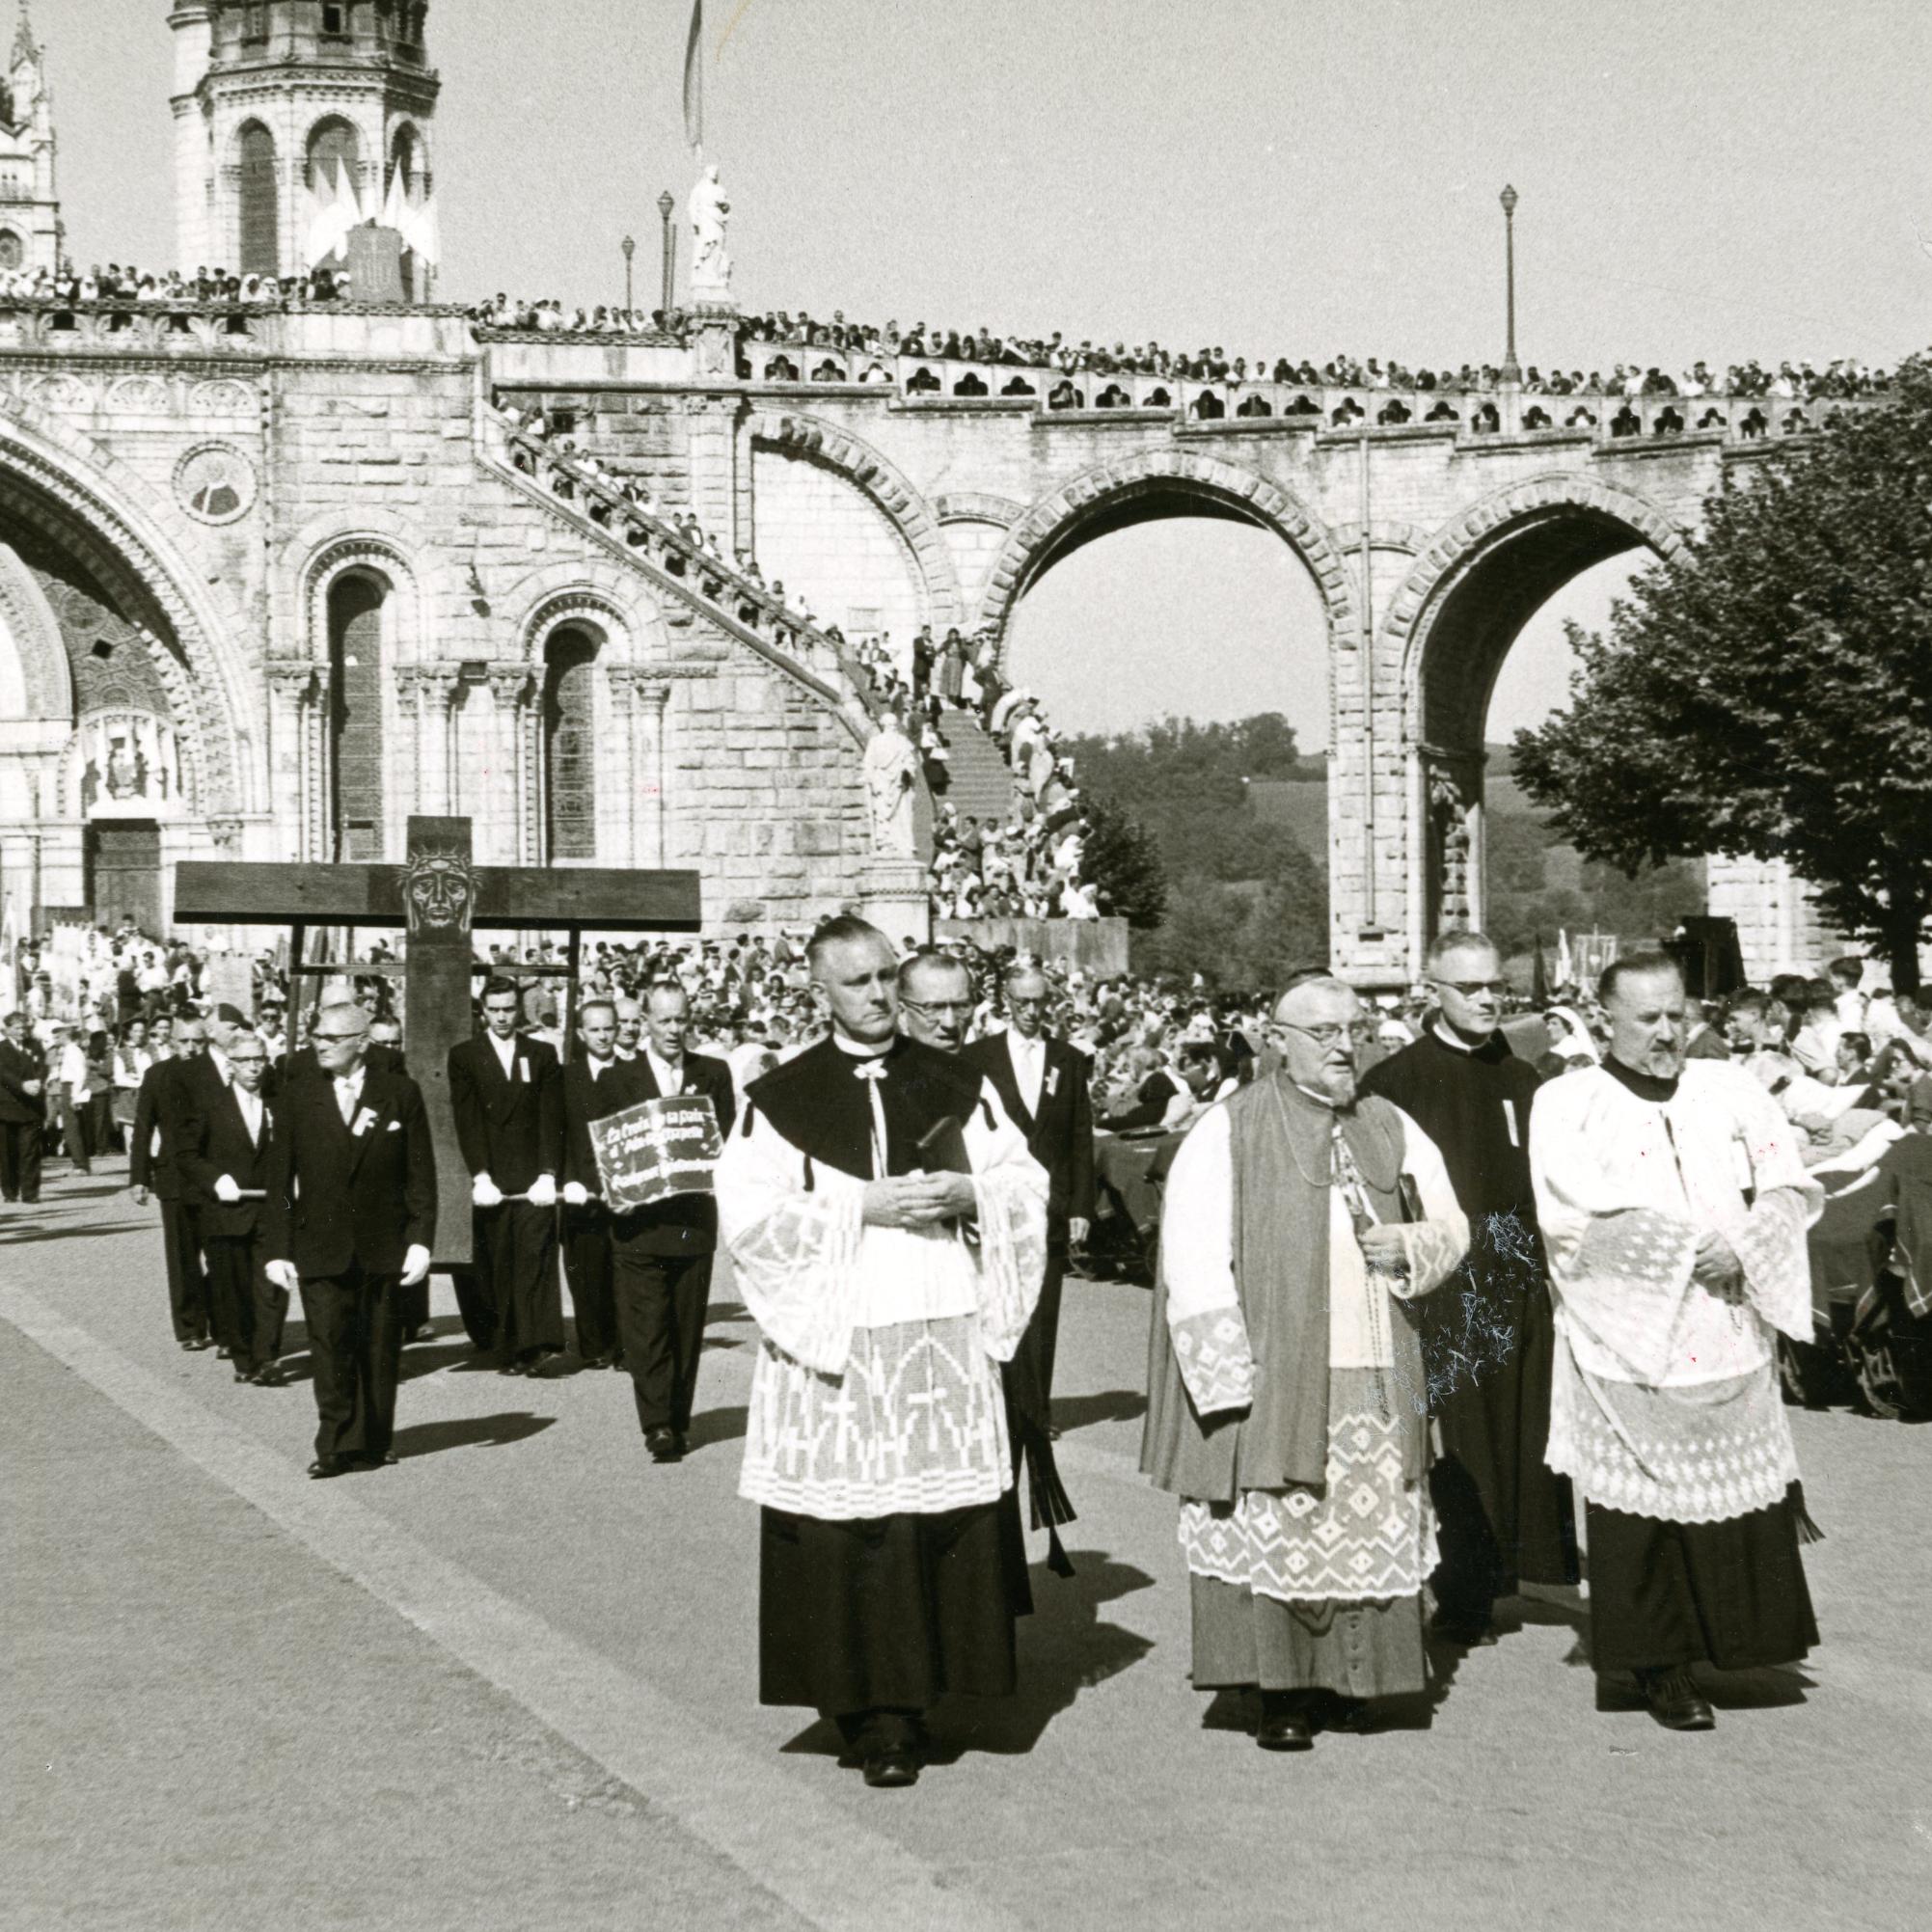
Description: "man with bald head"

(1145, 973), (1470, 1751)
(1360, 930), (1577, 1645)
(263, 1001), (437, 1479)
(1531, 953), (1821, 1730)
(718, 917), (1048, 1788)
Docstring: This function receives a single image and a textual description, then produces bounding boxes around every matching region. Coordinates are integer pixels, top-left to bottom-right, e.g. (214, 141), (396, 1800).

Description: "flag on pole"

(682, 0), (704, 153)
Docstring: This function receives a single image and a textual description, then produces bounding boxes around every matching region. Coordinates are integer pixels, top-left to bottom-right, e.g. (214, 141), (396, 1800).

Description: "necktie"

(336, 1078), (356, 1126)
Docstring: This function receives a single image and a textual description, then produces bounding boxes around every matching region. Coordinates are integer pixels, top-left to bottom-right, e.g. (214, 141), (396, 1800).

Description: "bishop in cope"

(716, 917), (1049, 1790)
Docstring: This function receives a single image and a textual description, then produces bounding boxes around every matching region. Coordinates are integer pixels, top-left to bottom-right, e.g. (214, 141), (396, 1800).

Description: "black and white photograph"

(2, 3), (1927, 1927)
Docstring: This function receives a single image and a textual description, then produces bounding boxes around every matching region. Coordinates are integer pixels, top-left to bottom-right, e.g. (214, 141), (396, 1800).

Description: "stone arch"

(746, 408), (966, 630)
(298, 530), (427, 672)
(1383, 472), (1691, 947)
(1387, 472), (1689, 749)
(933, 491), (1024, 529)
(0, 401), (260, 814)
(385, 115), (430, 196)
(501, 561), (668, 667)
(975, 449), (1358, 649)
(0, 540), (73, 721)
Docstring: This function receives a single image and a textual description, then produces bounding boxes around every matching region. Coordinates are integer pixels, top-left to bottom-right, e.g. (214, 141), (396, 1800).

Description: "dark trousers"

(204, 1235), (287, 1373)
(612, 1245), (712, 1433)
(563, 1203), (618, 1360)
(159, 1198), (209, 1344)
(449, 1269), (494, 1350)
(475, 1200), (563, 1359)
(86, 1089), (115, 1157)
(299, 1264), (403, 1463)
(1, 1119), (42, 1201)
(53, 1085), (91, 1171)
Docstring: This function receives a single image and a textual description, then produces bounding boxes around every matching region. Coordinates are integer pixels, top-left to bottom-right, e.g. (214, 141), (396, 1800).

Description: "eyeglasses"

(1269, 1020), (1375, 1047)
(1435, 978), (1508, 997)
(313, 1030), (366, 1044)
(903, 998), (973, 1017)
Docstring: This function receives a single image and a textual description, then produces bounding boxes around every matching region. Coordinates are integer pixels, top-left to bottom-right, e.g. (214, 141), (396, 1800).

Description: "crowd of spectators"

(469, 294), (687, 338)
(738, 310), (1895, 403)
(0, 261), (351, 308)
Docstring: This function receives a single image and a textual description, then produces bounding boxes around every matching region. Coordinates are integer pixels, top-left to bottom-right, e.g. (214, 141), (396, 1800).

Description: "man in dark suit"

(448, 976), (565, 1374)
(567, 982), (735, 1461)
(130, 1016), (213, 1349)
(273, 1016), (403, 1094)
(177, 1030), (286, 1385)
(0, 1010), (47, 1204)
(962, 963), (1096, 1419)
(263, 1002), (437, 1479)
(558, 996), (627, 1370)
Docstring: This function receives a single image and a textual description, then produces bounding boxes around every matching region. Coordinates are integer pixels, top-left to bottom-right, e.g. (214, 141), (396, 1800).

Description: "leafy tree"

(1512, 356), (1932, 989)
(1080, 793), (1168, 929)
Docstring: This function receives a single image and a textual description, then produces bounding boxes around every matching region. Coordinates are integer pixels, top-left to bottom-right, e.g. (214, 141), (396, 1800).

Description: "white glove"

(265, 1260), (298, 1293)
(399, 1243), (431, 1288)
(213, 1174), (241, 1204)
(562, 1180), (589, 1209)
(471, 1173), (503, 1209)
(527, 1173), (558, 1209)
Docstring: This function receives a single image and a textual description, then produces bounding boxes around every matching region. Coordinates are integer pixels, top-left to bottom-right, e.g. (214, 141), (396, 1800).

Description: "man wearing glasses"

(1359, 930), (1579, 1646)
(1145, 973), (1469, 1751)
(178, 1030), (286, 1385)
(263, 1003), (437, 1479)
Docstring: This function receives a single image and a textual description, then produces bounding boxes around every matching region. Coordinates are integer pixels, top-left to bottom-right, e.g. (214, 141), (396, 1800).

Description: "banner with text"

(588, 1093), (722, 1212)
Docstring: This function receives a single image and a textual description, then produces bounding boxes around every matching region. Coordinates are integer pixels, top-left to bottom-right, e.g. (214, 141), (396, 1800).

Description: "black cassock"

(1360, 1028), (1578, 1622)
(744, 1037), (1034, 1721)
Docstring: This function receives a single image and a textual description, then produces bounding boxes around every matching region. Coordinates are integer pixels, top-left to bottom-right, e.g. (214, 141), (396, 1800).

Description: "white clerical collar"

(1430, 1020), (1493, 1055)
(832, 1030), (890, 1061)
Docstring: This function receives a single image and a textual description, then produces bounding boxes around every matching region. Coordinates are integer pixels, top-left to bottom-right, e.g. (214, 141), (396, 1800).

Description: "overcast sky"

(55, 0), (1932, 750)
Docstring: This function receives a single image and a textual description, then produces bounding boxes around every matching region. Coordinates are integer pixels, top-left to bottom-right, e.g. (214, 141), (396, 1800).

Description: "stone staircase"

(489, 425), (882, 742)
(926, 706), (1020, 826)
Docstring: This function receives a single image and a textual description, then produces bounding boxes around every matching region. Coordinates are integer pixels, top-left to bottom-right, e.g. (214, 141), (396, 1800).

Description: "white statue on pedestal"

(687, 165), (733, 301)
(861, 710), (918, 856)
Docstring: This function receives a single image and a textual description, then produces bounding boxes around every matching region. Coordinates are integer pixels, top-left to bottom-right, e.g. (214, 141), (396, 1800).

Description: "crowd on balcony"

(737, 309), (1895, 405)
(468, 294), (688, 338)
(0, 261), (352, 307)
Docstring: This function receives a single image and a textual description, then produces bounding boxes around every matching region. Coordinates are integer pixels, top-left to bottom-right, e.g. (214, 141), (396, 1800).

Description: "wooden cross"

(174, 815), (701, 1266)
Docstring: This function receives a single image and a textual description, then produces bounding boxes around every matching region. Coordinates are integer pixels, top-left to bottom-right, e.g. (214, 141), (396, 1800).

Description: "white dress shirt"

(333, 1064), (367, 1124)
(1004, 1029), (1047, 1118)
(232, 1084), (266, 1144)
(487, 1030), (518, 1078)
(645, 1047), (686, 1097)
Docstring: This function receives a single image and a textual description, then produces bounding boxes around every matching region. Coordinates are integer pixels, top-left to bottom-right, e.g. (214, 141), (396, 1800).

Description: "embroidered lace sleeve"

(1160, 1105), (1256, 1414)
(963, 1077), (1050, 1364)
(1731, 1184), (1816, 1343)
(1386, 1107), (1472, 1301)
(716, 1114), (862, 1374)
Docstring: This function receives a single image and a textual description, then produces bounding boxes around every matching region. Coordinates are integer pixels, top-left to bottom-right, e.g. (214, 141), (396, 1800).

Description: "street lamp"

(621, 234), (636, 314)
(658, 190), (677, 313)
(1499, 184), (1521, 383)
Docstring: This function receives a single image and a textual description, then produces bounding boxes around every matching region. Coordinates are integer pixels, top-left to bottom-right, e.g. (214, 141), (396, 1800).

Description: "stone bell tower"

(170, 1), (440, 294)
(0, 4), (63, 276)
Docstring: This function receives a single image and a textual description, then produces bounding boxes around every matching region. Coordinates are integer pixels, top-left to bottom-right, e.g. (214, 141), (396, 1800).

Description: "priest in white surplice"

(1530, 952), (1822, 1732)
(716, 917), (1048, 1790)
(1143, 975), (1470, 1752)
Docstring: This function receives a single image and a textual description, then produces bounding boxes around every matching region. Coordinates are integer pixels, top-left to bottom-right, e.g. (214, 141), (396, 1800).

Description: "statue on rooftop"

(687, 164), (732, 302)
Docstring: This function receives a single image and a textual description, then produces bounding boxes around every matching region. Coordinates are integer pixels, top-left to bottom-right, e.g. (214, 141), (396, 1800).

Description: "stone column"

(416, 665), (461, 818)
(611, 669), (671, 867)
(486, 666), (532, 865)
(265, 661), (318, 862)
(683, 391), (746, 552)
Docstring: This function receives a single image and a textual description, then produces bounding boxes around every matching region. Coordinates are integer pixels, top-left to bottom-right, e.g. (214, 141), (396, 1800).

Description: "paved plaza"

(2, 1154), (1926, 1932)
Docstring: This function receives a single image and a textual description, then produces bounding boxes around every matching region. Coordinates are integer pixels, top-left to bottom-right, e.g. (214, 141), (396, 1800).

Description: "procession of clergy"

(109, 921), (1819, 1790)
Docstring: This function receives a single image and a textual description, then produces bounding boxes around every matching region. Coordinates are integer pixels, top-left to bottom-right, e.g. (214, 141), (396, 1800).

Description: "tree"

(1080, 793), (1168, 929)
(1511, 356), (1932, 990)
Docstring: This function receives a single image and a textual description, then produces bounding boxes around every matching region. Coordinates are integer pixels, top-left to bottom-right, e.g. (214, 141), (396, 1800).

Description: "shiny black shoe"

(644, 1426), (683, 1463)
(180, 1336), (212, 1352)
(861, 1743), (920, 1788)
(232, 1363), (254, 1383)
(307, 1455), (351, 1480)
(1638, 1668), (1715, 1731)
(1256, 1694), (1316, 1751)
(251, 1363), (287, 1387)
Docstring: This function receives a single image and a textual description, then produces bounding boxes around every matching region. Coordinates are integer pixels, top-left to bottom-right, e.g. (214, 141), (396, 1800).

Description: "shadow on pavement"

(1051, 1388), (1148, 1433)
(399, 1341), (482, 1382)
(392, 1411), (557, 1458)
(684, 1403), (748, 1453)
(0, 1217), (145, 1244)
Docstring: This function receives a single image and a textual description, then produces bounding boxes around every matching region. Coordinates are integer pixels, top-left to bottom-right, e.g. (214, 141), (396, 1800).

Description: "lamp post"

(1499, 183), (1521, 383)
(658, 190), (677, 313)
(621, 234), (636, 313)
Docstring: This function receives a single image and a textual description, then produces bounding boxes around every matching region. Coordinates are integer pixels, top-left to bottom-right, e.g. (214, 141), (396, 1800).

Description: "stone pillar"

(611, 668), (670, 866)
(265, 661), (318, 862)
(485, 666), (532, 865)
(683, 390), (745, 552)
(419, 665), (461, 818)
(858, 856), (932, 950)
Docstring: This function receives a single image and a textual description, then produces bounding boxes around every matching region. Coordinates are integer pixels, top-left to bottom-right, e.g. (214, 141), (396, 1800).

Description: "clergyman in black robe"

(1359, 931), (1578, 1641)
